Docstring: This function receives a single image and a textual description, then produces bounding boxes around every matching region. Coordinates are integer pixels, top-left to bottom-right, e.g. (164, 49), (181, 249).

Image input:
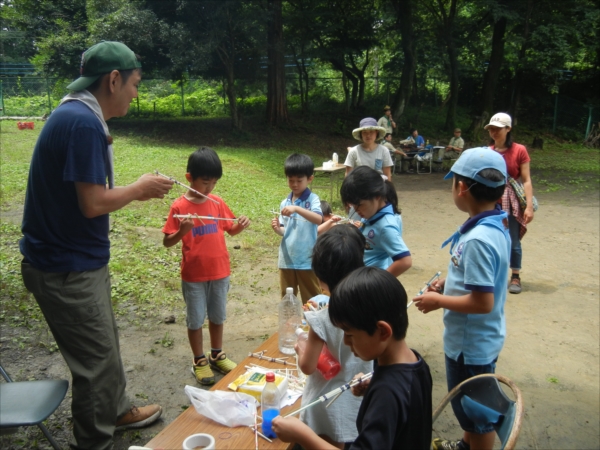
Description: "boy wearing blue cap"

(413, 147), (511, 450)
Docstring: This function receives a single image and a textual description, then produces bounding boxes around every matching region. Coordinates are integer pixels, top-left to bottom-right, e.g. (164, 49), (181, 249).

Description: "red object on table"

(17, 122), (35, 130)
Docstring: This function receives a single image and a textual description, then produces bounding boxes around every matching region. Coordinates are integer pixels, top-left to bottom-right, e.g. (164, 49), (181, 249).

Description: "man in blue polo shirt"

(413, 147), (511, 450)
(20, 41), (173, 449)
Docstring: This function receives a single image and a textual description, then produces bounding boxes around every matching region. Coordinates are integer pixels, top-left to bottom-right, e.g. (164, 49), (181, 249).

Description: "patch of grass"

(547, 376), (560, 384)
(156, 332), (174, 348)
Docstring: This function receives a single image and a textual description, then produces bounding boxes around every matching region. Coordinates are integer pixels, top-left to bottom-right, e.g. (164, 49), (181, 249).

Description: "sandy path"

(1, 172), (598, 449)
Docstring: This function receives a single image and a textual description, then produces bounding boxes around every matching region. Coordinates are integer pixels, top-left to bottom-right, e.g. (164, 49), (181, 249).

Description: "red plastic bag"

(17, 122), (35, 130)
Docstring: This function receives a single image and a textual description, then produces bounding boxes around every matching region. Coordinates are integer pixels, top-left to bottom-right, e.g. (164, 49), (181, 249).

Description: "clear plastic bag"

(184, 385), (257, 427)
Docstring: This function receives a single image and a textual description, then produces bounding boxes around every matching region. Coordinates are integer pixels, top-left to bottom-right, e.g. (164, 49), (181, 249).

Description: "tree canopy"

(2, 0), (598, 130)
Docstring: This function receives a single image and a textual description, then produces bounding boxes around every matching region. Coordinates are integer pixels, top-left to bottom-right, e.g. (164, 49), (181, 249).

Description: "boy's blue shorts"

(445, 353), (498, 434)
(182, 277), (230, 329)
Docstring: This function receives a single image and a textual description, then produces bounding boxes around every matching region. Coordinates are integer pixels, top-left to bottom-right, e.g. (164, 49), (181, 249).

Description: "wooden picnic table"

(144, 333), (299, 449)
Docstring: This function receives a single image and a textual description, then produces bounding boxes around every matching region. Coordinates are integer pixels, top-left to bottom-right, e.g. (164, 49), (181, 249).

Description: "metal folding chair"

(433, 374), (523, 450)
(0, 363), (69, 450)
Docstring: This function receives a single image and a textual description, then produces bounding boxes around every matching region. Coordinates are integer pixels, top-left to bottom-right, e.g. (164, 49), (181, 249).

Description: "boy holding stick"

(163, 147), (250, 385)
(273, 266), (433, 449)
(413, 147), (511, 450)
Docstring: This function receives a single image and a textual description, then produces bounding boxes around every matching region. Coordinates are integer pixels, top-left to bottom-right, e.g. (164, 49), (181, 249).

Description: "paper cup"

(182, 433), (216, 450)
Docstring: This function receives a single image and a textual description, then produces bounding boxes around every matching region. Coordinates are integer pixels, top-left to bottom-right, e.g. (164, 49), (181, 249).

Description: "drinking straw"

(406, 271), (442, 309)
(173, 214), (239, 221)
(154, 170), (219, 204)
(284, 372), (373, 418)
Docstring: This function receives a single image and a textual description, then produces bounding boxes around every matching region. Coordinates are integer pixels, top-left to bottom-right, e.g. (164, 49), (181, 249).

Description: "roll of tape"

(182, 433), (216, 450)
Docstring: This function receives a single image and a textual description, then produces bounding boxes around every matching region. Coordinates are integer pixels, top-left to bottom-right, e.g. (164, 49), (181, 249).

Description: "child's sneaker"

(191, 357), (215, 385)
(208, 351), (237, 374)
(115, 405), (162, 431)
(432, 438), (464, 450)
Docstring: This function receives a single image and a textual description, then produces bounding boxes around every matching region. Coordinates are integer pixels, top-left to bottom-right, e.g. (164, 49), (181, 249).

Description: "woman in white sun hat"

(486, 112), (535, 295)
(344, 117), (394, 180)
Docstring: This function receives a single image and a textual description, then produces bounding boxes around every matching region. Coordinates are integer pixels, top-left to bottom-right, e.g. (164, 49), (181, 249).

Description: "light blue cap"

(443, 147), (507, 187)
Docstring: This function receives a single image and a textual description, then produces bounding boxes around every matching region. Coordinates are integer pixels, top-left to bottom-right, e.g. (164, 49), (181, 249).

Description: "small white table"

(311, 164), (346, 202)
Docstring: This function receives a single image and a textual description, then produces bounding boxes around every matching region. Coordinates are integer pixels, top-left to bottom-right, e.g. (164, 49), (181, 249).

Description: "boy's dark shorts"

(445, 353), (498, 434)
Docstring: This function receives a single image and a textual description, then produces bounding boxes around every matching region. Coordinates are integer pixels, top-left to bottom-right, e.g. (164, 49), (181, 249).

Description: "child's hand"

(271, 217), (281, 233)
(350, 372), (370, 397)
(237, 215), (251, 229)
(413, 291), (442, 314)
(428, 278), (445, 293)
(178, 216), (195, 235)
(280, 205), (297, 217)
(271, 415), (308, 443)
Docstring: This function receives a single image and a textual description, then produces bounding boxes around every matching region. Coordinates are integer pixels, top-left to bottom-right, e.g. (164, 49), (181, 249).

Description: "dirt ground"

(1, 171), (598, 450)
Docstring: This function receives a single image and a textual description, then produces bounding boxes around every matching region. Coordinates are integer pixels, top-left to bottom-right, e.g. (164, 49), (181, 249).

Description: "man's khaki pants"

(21, 263), (130, 450)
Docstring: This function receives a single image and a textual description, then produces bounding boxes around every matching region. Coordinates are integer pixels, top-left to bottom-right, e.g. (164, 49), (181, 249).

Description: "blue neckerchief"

(365, 202), (393, 226)
(287, 187), (312, 202)
(441, 205), (504, 254)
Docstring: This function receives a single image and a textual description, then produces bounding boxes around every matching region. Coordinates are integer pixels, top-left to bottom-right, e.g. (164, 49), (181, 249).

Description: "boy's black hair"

(340, 166), (386, 207)
(384, 180), (401, 215)
(384, 133), (392, 139)
(409, 128), (417, 134)
(312, 225), (365, 292)
(329, 266), (409, 340)
(284, 153), (314, 178)
(320, 200), (333, 217)
(453, 168), (506, 203)
(187, 147), (223, 180)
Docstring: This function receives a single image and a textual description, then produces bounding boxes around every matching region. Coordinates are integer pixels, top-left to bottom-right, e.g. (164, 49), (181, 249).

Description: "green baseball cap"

(67, 41), (142, 91)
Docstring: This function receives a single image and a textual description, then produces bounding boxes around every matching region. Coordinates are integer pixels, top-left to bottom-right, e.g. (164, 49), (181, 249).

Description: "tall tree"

(426, 0), (461, 131)
(388, 0), (417, 122)
(266, 0), (289, 125)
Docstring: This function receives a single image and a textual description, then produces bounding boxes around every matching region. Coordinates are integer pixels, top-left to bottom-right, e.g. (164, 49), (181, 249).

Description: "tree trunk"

(443, 0), (459, 132)
(266, 0), (289, 126)
(224, 66), (240, 129)
(509, 0), (534, 126)
(390, 0), (416, 122)
(469, 16), (507, 132)
(216, 41), (240, 130)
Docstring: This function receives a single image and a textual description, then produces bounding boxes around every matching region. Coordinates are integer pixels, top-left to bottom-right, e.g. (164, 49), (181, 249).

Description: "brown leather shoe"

(115, 405), (162, 431)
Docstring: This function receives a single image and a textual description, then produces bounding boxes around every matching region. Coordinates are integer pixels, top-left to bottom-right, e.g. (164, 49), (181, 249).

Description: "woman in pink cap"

(486, 112), (535, 294)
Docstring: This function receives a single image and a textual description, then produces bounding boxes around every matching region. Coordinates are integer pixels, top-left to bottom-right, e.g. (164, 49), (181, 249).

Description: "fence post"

(46, 77), (52, 113)
(585, 106), (594, 139)
(181, 81), (185, 117)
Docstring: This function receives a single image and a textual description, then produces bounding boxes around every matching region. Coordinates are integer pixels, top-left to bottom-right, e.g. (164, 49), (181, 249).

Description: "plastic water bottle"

(295, 328), (341, 380)
(332, 152), (339, 164)
(278, 288), (303, 354)
(261, 372), (281, 439)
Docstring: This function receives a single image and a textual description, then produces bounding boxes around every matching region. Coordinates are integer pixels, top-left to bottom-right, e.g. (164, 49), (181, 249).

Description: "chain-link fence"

(1, 75), (596, 140)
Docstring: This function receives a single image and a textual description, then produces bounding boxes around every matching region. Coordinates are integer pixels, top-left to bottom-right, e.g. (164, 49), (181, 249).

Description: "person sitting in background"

(382, 133), (409, 174)
(405, 128), (425, 149)
(438, 128), (465, 161)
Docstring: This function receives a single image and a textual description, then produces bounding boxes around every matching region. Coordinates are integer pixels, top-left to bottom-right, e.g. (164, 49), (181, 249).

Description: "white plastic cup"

(182, 433), (216, 450)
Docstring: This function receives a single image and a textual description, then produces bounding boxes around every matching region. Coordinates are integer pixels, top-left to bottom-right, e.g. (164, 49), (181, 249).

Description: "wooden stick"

(248, 352), (297, 366)
(407, 271), (442, 309)
(154, 170), (219, 204)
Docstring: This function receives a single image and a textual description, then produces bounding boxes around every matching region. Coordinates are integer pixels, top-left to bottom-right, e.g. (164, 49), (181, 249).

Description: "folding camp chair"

(0, 363), (69, 450)
(432, 374), (523, 450)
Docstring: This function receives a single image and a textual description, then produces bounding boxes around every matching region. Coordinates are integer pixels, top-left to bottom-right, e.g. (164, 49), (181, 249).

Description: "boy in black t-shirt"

(272, 267), (433, 449)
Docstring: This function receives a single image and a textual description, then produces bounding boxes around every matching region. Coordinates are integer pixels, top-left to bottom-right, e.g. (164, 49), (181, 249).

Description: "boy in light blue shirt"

(271, 153), (323, 304)
(413, 147), (511, 450)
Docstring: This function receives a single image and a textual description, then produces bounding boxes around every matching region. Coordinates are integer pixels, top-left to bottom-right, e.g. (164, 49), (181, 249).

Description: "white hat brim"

(352, 126), (387, 141)
(484, 121), (510, 130)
